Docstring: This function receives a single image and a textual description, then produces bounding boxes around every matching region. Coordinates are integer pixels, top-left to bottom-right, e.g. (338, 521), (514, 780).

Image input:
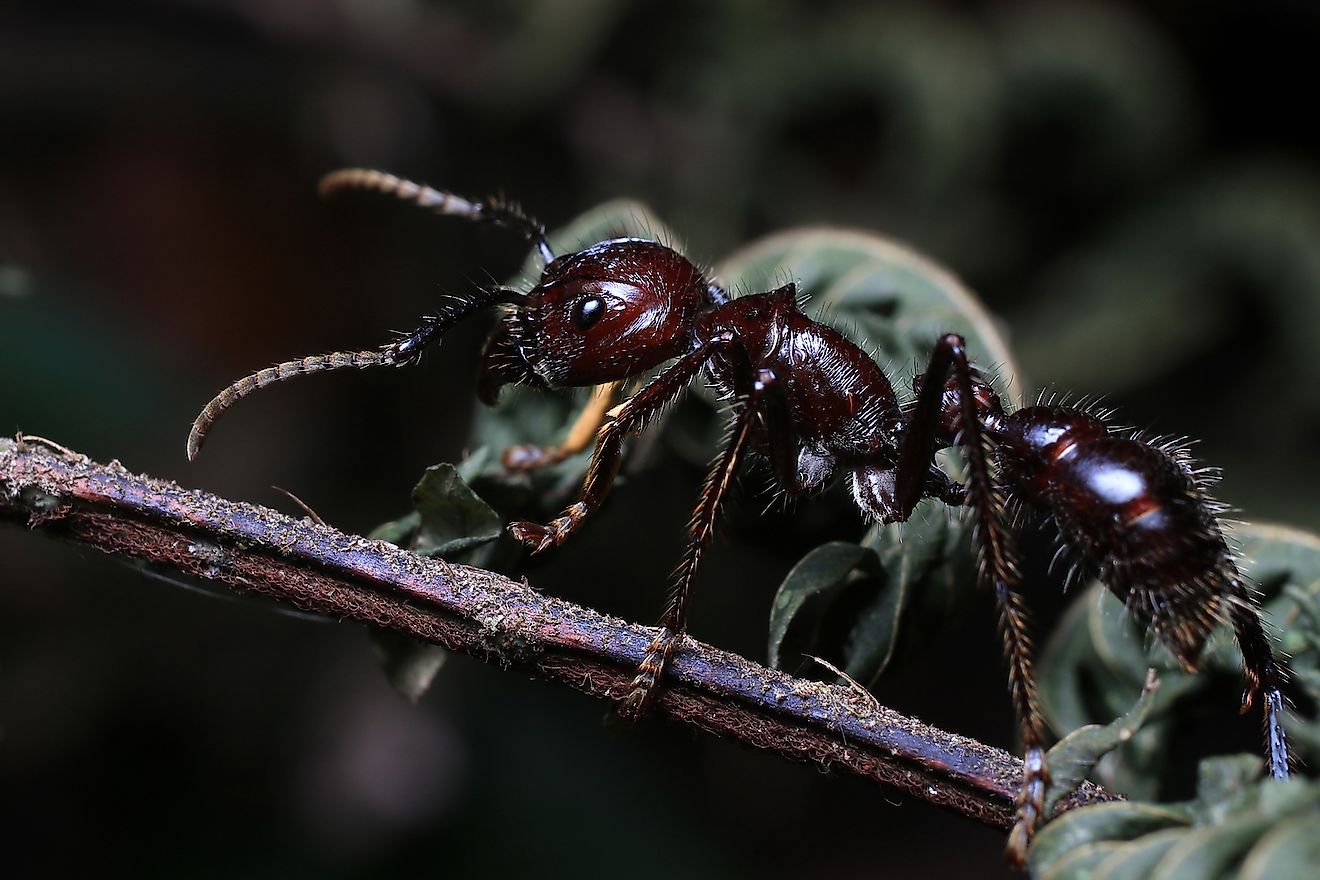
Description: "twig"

(0, 435), (1116, 830)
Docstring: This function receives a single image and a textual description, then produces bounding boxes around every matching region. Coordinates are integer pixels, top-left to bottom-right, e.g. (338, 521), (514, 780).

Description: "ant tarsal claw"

(618, 627), (679, 720)
(617, 685), (652, 722)
(508, 521), (556, 554)
(1005, 746), (1049, 867)
(502, 444), (555, 471)
(510, 504), (589, 554)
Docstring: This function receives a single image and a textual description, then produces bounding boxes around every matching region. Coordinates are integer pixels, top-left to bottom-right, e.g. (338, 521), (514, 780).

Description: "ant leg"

(893, 336), (964, 519)
(620, 368), (770, 718)
(509, 336), (735, 553)
(902, 335), (1047, 865)
(502, 382), (623, 471)
(319, 168), (554, 263)
(186, 287), (521, 460)
(1226, 584), (1292, 778)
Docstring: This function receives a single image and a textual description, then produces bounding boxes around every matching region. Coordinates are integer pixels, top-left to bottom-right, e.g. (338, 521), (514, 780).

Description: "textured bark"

(0, 435), (1115, 830)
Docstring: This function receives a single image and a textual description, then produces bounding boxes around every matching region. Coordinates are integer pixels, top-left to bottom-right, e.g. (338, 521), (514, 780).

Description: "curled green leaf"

(1044, 670), (1161, 817)
(410, 463), (504, 557)
(371, 629), (448, 705)
(1029, 754), (1320, 880)
(1039, 522), (1320, 795)
(372, 461), (503, 559)
(1237, 814), (1320, 880)
(843, 499), (973, 683)
(767, 541), (878, 670)
(1029, 803), (1190, 875)
(1042, 842), (1128, 880)
(1086, 829), (1189, 880)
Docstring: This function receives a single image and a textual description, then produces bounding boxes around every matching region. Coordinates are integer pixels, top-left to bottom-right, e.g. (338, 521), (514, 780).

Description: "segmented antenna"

(319, 168), (484, 216)
(318, 168), (554, 263)
(186, 287), (520, 461)
(186, 349), (395, 461)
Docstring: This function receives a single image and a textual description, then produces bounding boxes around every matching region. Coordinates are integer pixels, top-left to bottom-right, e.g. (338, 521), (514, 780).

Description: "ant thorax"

(696, 284), (901, 460)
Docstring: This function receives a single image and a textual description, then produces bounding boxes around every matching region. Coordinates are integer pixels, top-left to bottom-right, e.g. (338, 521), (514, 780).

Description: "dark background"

(3, 1), (1319, 877)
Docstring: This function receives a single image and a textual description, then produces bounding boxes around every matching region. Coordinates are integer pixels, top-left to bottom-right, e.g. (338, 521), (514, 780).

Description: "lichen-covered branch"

(0, 435), (1114, 829)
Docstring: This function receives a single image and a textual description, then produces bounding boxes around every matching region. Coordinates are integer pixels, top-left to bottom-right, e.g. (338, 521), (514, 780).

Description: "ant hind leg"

(905, 334), (1048, 865)
(1226, 584), (1292, 778)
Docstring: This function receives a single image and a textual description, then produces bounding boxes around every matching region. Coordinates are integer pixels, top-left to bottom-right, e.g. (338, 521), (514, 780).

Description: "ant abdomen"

(998, 405), (1234, 666)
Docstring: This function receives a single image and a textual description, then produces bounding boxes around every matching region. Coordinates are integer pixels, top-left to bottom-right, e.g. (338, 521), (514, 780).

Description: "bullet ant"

(186, 168), (1292, 865)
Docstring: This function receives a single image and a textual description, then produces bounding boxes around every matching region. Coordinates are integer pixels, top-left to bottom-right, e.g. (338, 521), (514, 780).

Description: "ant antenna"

(187, 287), (523, 461)
(319, 168), (555, 264)
(187, 347), (394, 461)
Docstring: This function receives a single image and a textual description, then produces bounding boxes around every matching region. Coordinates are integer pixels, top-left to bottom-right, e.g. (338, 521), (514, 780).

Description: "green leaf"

(1028, 755), (1320, 880)
(1086, 829), (1189, 880)
(1029, 803), (1190, 875)
(1041, 843), (1127, 880)
(1237, 815), (1320, 880)
(371, 628), (448, 704)
(1038, 521), (1320, 792)
(1043, 670), (1161, 816)
(1193, 754), (1265, 821)
(369, 510), (421, 548)
(716, 228), (1025, 406)
(410, 462), (504, 557)
(1038, 595), (1108, 734)
(844, 499), (973, 683)
(767, 542), (878, 670)
(1148, 813), (1293, 880)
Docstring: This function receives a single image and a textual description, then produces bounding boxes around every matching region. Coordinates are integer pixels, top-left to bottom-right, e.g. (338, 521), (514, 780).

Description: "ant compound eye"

(571, 295), (605, 331)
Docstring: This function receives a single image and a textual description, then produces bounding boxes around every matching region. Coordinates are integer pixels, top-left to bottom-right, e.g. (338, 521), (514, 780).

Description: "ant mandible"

(186, 169), (1292, 865)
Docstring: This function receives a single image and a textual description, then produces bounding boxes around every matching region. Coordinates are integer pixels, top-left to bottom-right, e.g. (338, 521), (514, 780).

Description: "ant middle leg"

(620, 367), (775, 718)
(502, 382), (623, 471)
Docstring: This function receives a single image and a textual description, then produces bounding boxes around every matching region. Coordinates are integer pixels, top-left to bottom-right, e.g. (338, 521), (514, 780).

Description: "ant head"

(506, 239), (711, 387)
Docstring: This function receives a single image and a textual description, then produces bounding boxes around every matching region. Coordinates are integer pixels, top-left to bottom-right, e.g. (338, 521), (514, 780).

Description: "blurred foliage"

(1040, 523), (1320, 802)
(1041, 669), (1161, 819)
(7, 1), (1320, 877)
(1028, 755), (1320, 880)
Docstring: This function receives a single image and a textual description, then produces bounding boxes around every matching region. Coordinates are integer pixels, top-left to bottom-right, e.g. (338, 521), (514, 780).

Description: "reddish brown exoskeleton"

(186, 169), (1291, 865)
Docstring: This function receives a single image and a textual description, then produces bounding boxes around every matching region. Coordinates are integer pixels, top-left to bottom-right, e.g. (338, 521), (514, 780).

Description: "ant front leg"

(903, 334), (1047, 867)
(502, 382), (623, 471)
(509, 337), (733, 553)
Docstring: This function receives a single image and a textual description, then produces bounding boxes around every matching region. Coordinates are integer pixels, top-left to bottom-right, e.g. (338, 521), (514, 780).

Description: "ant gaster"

(187, 169), (1292, 865)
